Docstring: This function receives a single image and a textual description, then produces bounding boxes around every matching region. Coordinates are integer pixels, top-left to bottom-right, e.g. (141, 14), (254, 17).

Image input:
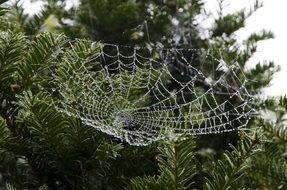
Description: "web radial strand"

(52, 43), (255, 146)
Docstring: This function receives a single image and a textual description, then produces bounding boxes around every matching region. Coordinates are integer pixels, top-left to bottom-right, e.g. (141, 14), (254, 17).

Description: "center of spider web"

(113, 110), (133, 127)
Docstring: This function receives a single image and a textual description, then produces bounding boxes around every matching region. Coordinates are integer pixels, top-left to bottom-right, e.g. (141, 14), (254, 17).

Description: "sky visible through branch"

(204, 0), (287, 96)
(21, 0), (287, 96)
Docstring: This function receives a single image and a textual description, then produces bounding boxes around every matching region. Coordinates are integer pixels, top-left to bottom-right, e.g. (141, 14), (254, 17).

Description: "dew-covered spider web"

(49, 42), (254, 146)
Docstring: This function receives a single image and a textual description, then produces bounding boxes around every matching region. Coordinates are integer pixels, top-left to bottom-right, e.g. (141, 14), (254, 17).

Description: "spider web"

(51, 43), (254, 146)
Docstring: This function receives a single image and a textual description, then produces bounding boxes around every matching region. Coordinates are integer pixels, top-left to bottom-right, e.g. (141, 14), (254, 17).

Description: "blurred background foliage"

(0, 0), (286, 189)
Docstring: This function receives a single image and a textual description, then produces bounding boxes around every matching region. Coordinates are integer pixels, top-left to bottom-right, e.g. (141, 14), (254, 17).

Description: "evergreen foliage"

(0, 0), (286, 189)
(127, 138), (197, 190)
(205, 132), (261, 190)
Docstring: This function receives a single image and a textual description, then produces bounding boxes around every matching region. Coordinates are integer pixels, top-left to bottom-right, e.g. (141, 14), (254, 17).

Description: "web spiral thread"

(50, 42), (254, 146)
